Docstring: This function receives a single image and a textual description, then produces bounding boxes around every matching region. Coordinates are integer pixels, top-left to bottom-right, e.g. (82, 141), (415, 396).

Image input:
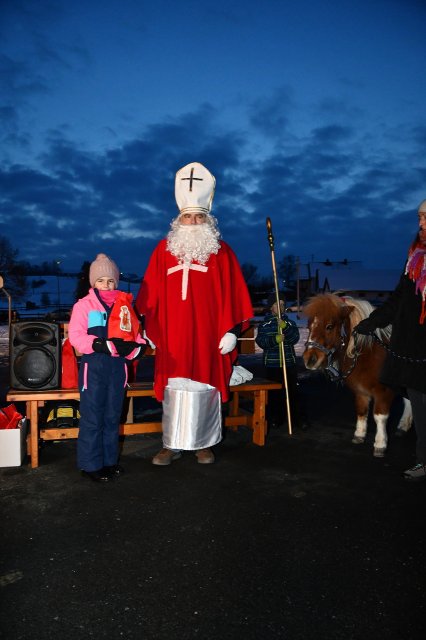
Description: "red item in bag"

(0, 404), (23, 430)
(61, 338), (79, 389)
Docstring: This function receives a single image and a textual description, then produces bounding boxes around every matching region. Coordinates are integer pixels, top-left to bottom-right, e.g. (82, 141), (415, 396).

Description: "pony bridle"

(305, 321), (356, 380)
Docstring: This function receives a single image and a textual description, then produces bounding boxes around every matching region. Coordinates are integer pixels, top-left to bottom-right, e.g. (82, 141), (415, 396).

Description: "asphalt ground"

(0, 346), (425, 640)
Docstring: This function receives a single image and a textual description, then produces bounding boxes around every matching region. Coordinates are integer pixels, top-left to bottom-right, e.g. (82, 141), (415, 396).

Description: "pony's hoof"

(352, 436), (365, 445)
(374, 447), (386, 458)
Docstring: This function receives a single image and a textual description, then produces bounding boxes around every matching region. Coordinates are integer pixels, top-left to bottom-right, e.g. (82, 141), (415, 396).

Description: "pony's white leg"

(352, 416), (368, 444)
(373, 413), (388, 457)
(396, 398), (413, 435)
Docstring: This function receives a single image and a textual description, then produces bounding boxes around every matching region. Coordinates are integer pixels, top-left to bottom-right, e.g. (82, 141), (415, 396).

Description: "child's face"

(94, 277), (116, 291)
(271, 301), (285, 316)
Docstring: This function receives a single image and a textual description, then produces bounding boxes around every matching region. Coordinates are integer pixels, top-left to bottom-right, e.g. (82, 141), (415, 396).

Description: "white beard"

(167, 221), (221, 265)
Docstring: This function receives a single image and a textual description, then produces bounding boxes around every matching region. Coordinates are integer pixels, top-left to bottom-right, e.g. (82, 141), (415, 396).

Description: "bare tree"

(277, 254), (296, 289)
(241, 262), (259, 287)
(0, 236), (27, 299)
(75, 261), (91, 301)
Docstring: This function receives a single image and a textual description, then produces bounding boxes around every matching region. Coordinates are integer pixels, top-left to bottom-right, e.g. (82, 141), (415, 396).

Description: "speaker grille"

(10, 321), (61, 390)
(12, 323), (57, 347)
(13, 347), (57, 388)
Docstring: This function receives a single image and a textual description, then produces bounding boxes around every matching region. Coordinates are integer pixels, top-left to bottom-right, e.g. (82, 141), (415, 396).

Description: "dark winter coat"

(366, 272), (426, 393)
(255, 312), (300, 368)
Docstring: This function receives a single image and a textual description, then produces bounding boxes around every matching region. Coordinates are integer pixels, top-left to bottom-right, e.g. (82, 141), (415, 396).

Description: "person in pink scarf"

(69, 253), (146, 483)
(354, 200), (426, 481)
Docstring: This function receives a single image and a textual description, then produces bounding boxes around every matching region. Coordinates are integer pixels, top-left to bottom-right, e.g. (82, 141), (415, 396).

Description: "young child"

(68, 253), (146, 483)
(256, 292), (308, 430)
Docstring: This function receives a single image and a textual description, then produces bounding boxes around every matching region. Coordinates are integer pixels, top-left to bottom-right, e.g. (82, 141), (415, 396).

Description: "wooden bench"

(6, 378), (282, 468)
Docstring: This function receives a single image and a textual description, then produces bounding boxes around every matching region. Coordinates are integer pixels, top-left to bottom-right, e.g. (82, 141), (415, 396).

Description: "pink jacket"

(69, 288), (145, 358)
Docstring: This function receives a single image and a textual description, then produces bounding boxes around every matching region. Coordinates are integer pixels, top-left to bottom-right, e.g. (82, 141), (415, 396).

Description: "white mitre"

(175, 162), (216, 215)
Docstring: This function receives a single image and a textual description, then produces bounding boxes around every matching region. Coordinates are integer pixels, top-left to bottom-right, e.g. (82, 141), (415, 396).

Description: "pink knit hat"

(89, 253), (120, 287)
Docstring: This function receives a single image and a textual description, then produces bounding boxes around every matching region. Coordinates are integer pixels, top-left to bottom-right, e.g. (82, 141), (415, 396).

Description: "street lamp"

(56, 261), (61, 310)
(0, 274), (12, 327)
(296, 256), (300, 313)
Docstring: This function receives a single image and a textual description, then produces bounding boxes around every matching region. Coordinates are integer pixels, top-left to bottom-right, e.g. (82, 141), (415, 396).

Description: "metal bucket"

(162, 378), (222, 450)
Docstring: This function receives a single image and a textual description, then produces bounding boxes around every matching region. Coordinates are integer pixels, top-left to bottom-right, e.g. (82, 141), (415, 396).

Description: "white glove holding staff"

(219, 332), (237, 354)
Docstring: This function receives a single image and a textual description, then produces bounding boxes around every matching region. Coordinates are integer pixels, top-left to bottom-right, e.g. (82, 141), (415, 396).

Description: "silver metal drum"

(162, 378), (222, 450)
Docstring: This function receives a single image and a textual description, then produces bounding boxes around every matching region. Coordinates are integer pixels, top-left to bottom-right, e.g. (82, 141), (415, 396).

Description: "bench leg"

(28, 400), (40, 468)
(126, 397), (134, 424)
(251, 390), (266, 446)
(227, 391), (240, 431)
(230, 392), (239, 417)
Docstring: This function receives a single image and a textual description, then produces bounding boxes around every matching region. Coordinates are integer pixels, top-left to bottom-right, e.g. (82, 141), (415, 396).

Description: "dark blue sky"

(1, 0), (425, 279)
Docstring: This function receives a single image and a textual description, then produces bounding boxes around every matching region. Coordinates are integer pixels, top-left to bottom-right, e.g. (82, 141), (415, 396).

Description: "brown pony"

(302, 293), (412, 457)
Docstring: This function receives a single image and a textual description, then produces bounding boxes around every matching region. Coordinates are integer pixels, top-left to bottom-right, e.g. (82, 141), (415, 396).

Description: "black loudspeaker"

(10, 322), (61, 390)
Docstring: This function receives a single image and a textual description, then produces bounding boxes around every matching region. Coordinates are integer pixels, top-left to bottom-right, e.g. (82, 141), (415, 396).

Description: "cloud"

(248, 87), (294, 138)
(0, 95), (425, 277)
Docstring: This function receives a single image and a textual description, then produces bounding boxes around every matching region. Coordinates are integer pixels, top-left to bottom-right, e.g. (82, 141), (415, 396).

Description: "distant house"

(314, 263), (401, 305)
(296, 262), (401, 306)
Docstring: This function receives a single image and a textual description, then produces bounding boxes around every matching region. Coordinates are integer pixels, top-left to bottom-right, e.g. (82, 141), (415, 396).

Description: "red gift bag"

(61, 338), (79, 389)
(107, 292), (140, 341)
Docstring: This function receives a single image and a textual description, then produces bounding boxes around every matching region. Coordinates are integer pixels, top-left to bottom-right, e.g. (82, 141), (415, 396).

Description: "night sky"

(1, 0), (425, 279)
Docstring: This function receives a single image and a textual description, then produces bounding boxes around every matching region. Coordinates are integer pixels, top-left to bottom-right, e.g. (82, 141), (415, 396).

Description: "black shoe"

(103, 464), (125, 478)
(81, 469), (112, 483)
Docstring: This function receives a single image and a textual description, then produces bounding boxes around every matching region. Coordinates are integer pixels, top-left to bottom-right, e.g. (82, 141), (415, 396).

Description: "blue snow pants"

(77, 352), (126, 472)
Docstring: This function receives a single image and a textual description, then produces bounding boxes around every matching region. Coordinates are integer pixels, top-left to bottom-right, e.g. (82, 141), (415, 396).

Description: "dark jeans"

(407, 387), (426, 464)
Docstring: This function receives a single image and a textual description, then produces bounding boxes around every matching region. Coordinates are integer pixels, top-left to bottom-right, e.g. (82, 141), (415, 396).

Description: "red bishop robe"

(135, 239), (253, 402)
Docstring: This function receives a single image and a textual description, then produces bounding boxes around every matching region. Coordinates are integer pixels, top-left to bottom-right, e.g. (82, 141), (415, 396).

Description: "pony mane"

(303, 293), (344, 319)
(303, 293), (391, 357)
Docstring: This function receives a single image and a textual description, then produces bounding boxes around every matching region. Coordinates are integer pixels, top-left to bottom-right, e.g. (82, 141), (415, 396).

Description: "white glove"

(219, 332), (237, 355)
(143, 330), (156, 350)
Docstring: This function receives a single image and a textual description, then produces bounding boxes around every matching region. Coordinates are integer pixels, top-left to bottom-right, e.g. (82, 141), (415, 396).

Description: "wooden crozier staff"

(266, 217), (293, 435)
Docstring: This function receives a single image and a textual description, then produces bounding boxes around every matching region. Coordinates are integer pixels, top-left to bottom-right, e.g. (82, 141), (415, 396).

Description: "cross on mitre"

(175, 161), (216, 215)
(181, 167), (203, 192)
